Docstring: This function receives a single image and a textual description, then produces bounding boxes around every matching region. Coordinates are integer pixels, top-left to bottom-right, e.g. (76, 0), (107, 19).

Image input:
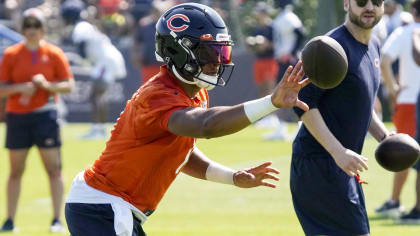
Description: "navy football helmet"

(155, 3), (234, 90)
(61, 0), (85, 25)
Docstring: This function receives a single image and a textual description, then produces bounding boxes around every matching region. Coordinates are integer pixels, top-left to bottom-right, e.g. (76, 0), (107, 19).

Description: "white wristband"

(205, 162), (235, 185)
(243, 95), (278, 123)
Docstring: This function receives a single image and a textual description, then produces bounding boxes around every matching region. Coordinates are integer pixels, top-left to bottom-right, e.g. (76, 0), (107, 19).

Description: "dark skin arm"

(168, 61), (309, 138)
(181, 148), (280, 188)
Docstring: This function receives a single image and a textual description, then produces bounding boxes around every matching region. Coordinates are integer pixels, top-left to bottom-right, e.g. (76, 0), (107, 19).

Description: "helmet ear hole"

(184, 63), (199, 74)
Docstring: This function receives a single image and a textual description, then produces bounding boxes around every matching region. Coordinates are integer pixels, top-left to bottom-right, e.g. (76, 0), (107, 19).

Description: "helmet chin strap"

(171, 65), (216, 90)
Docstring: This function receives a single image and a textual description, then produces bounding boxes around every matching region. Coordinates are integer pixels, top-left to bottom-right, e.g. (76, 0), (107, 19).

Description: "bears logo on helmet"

(167, 14), (190, 32)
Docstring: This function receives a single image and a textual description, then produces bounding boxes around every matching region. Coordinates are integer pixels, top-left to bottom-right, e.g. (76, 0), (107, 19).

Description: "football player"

(65, 3), (309, 236)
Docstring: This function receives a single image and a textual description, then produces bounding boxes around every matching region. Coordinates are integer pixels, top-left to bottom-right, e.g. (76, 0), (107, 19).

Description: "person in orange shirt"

(0, 8), (74, 233)
(65, 3), (310, 236)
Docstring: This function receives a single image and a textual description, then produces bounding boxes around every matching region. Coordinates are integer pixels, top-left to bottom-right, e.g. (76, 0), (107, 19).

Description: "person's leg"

(1, 113), (33, 231)
(92, 80), (108, 125)
(6, 149), (30, 221)
(38, 147), (64, 222)
(81, 79), (109, 139)
(377, 104), (416, 215)
(391, 169), (410, 202)
(65, 203), (116, 235)
(31, 110), (65, 231)
(397, 167), (420, 224)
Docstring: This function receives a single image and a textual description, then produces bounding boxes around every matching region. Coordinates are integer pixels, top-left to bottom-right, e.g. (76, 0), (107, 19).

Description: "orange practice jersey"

(85, 65), (209, 213)
(0, 41), (72, 113)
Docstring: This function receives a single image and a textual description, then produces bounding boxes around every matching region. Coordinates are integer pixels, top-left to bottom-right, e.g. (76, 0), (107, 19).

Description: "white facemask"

(171, 65), (217, 90)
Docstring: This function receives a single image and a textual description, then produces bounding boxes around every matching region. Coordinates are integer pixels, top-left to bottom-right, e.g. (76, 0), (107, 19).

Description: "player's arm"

(368, 110), (392, 142)
(168, 61), (310, 139)
(0, 81), (36, 98)
(300, 108), (368, 176)
(380, 53), (399, 99)
(181, 148), (279, 188)
(32, 74), (74, 94)
(380, 28), (402, 100)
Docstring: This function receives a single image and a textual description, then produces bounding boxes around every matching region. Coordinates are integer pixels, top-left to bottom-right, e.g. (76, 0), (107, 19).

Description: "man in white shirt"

(267, 0), (304, 140)
(377, 0), (420, 224)
(61, 0), (127, 139)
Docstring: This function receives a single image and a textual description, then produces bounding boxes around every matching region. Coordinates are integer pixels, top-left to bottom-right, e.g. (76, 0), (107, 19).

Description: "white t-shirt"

(382, 23), (420, 104)
(272, 8), (302, 58)
(72, 21), (126, 82)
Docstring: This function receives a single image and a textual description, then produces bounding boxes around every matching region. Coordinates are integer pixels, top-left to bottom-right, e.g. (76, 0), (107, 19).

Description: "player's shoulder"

(42, 41), (64, 52)
(41, 41), (67, 58)
(74, 21), (94, 31)
(326, 25), (347, 41)
(72, 21), (96, 38)
(285, 10), (302, 25)
(326, 25), (350, 50)
(3, 42), (24, 56)
(136, 75), (188, 105)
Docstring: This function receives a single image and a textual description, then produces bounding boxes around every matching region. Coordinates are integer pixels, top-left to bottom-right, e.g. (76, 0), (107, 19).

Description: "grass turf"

(0, 123), (419, 235)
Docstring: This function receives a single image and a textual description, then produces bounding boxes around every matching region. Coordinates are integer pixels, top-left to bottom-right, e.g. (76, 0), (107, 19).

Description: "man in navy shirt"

(291, 0), (391, 235)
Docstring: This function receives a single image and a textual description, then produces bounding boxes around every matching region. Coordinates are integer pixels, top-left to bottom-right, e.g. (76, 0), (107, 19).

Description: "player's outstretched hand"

(271, 60), (310, 111)
(233, 162), (280, 188)
(333, 148), (369, 177)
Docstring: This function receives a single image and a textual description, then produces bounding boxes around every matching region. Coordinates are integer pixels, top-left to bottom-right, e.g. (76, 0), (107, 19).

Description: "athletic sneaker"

(49, 219), (65, 233)
(397, 208), (420, 225)
(79, 128), (107, 140)
(375, 199), (405, 217)
(0, 218), (15, 232)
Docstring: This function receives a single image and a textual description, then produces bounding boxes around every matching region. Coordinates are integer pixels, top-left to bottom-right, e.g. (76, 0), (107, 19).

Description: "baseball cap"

(23, 8), (45, 25)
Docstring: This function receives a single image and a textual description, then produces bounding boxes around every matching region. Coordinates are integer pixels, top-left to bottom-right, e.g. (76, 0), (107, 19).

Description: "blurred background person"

(61, 0), (127, 140)
(268, 0), (304, 140)
(0, 8), (74, 233)
(376, 0), (420, 224)
(376, 0), (413, 121)
(245, 2), (279, 129)
(131, 1), (167, 85)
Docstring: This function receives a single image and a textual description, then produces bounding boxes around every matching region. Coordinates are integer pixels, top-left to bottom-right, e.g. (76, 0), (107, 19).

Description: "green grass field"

(0, 123), (419, 235)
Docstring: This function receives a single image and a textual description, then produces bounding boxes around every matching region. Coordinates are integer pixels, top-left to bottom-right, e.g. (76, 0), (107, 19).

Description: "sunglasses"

(22, 21), (42, 29)
(355, 0), (384, 7)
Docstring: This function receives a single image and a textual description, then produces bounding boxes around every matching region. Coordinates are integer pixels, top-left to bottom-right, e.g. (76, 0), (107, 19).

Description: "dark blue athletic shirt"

(293, 25), (381, 158)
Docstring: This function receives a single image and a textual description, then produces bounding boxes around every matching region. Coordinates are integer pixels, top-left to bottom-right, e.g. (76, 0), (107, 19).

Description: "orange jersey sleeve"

(85, 66), (209, 213)
(0, 41), (73, 113)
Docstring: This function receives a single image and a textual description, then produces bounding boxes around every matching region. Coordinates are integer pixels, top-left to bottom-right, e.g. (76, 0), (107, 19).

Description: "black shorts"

(5, 110), (61, 149)
(65, 203), (146, 236)
(290, 151), (370, 235)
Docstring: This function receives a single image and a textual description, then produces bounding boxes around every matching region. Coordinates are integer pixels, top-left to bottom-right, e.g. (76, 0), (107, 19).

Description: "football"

(375, 133), (420, 172)
(301, 35), (348, 89)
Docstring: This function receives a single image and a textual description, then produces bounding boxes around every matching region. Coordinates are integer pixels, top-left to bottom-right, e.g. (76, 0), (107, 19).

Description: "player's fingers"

(299, 78), (311, 88)
(297, 67), (305, 82)
(290, 61), (302, 81)
(282, 66), (293, 83)
(252, 161), (272, 171)
(356, 163), (365, 172)
(295, 99), (309, 111)
(359, 157), (369, 170)
(264, 167), (280, 174)
(346, 170), (356, 177)
(262, 173), (280, 181)
(293, 64), (305, 83)
(260, 181), (277, 188)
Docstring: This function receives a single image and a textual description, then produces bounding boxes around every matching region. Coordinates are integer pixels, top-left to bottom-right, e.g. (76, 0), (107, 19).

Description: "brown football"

(375, 133), (420, 172)
(301, 36), (348, 89)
